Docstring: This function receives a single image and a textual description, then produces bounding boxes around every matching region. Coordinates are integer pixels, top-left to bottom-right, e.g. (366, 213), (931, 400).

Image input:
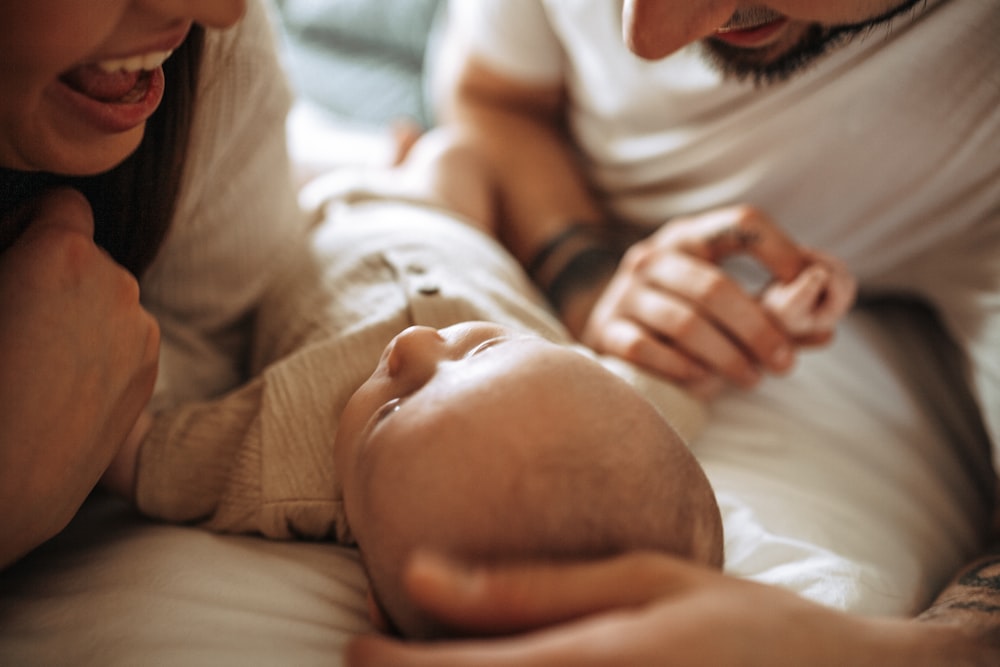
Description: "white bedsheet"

(1, 104), (993, 664)
(0, 302), (991, 666)
(704, 303), (990, 615)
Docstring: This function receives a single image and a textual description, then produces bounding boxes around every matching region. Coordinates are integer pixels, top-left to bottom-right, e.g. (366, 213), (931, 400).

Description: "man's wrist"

(527, 222), (625, 324)
(913, 536), (1000, 667)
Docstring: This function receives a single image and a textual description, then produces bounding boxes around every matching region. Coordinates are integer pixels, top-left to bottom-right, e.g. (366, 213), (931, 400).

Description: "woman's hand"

(580, 206), (821, 397)
(345, 552), (958, 667)
(0, 188), (159, 567)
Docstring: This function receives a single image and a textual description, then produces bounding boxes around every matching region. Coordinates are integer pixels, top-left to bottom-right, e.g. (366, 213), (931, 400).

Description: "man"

(345, 1), (1000, 664)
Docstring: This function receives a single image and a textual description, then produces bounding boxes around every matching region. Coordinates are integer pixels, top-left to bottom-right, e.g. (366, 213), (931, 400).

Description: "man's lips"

(712, 17), (789, 47)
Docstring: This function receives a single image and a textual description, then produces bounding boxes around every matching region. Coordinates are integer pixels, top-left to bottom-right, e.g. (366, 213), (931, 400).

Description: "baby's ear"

(366, 589), (392, 634)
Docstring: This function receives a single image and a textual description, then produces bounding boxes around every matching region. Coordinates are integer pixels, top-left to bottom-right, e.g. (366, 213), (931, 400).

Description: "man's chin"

(698, 0), (927, 86)
(698, 23), (842, 86)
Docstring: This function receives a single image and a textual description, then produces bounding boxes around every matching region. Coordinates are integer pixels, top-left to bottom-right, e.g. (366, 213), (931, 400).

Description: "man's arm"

(432, 25), (611, 272)
(917, 511), (1000, 659)
(435, 31), (654, 338)
(345, 527), (1000, 666)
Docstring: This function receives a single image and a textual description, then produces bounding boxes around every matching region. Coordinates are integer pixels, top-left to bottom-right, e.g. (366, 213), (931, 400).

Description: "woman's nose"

(136, 0), (247, 30)
(385, 326), (446, 380)
(623, 0), (735, 59)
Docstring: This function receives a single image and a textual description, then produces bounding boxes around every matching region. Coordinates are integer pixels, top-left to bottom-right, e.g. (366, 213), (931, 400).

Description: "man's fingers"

(346, 611), (639, 667)
(347, 553), (727, 667)
(640, 254), (794, 374)
(593, 318), (711, 384)
(401, 551), (700, 636)
(661, 205), (808, 282)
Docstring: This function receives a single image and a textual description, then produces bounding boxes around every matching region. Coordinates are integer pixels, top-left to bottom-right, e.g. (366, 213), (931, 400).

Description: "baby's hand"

(760, 250), (856, 339)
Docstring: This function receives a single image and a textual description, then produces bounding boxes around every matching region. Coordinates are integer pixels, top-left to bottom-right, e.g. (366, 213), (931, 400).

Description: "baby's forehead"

(369, 338), (655, 467)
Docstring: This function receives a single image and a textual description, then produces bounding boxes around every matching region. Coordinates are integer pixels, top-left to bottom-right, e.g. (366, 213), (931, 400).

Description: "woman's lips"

(61, 65), (144, 102)
(51, 64), (166, 135)
(48, 33), (183, 136)
(713, 18), (789, 47)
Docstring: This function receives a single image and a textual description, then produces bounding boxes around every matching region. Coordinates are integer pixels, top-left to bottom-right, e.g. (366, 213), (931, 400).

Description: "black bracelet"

(526, 224), (596, 280)
(545, 244), (621, 313)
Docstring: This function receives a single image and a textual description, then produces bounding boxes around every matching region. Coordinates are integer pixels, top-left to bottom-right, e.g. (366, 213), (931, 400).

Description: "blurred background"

(267, 0), (446, 175)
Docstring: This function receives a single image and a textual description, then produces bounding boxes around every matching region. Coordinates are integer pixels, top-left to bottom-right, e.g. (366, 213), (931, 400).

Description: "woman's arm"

(0, 189), (158, 568)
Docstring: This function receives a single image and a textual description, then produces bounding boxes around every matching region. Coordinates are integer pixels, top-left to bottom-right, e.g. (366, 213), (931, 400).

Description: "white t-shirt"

(449, 0), (999, 282)
(448, 0), (1000, 458)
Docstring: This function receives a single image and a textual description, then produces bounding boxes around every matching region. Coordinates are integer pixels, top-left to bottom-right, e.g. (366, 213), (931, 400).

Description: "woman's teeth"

(97, 50), (173, 73)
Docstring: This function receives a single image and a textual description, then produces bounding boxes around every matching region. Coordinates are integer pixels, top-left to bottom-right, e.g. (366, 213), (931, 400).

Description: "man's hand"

(345, 552), (981, 667)
(0, 188), (159, 567)
(581, 206), (819, 397)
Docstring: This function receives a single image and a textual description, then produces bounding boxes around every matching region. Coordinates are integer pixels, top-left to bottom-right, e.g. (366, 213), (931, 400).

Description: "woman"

(0, 0), (306, 568)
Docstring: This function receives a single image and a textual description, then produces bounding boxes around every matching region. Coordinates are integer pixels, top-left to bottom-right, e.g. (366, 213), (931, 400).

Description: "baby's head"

(334, 322), (723, 638)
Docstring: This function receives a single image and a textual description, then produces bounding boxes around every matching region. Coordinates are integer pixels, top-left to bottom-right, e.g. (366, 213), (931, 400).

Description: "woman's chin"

(9, 123), (145, 176)
(55, 129), (145, 176)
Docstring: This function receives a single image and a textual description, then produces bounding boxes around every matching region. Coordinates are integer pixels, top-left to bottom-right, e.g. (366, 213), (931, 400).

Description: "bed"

(1, 284), (991, 665)
(0, 3), (993, 664)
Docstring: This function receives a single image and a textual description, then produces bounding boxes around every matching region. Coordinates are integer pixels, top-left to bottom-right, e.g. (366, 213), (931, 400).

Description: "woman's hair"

(0, 26), (205, 278)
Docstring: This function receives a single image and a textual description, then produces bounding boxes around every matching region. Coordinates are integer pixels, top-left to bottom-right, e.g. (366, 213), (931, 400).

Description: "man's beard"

(698, 0), (927, 86)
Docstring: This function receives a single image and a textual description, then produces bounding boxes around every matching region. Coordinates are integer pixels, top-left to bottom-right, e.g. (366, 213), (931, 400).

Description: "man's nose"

(135, 0), (247, 30)
(623, 0), (736, 59)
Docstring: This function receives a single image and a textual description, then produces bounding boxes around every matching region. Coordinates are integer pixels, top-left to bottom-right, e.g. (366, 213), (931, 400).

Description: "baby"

(333, 251), (852, 639)
(103, 199), (725, 636)
(333, 320), (723, 638)
(105, 171), (854, 641)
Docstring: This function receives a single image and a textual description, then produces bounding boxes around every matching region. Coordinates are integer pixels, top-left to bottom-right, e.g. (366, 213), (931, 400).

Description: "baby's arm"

(300, 127), (499, 239)
(760, 249), (856, 339)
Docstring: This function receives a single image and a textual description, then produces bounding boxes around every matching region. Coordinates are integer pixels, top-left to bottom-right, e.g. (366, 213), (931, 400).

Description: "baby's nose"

(385, 326), (446, 377)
